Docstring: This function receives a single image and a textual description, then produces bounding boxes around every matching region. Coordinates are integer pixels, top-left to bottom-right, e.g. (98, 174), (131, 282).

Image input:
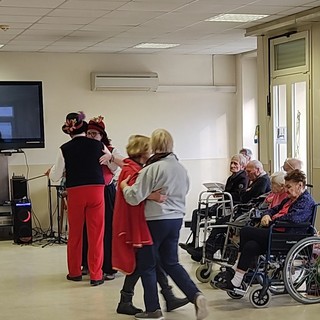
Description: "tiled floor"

(1, 229), (320, 320)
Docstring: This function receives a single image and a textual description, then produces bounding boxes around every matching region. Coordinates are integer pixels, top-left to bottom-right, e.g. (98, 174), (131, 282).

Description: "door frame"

(269, 73), (311, 179)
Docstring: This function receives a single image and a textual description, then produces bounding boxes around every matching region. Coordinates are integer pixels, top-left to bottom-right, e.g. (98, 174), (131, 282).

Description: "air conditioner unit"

(91, 72), (159, 92)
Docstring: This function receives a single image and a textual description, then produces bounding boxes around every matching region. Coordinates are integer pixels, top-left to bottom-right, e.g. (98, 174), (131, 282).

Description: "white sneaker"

(195, 293), (208, 320)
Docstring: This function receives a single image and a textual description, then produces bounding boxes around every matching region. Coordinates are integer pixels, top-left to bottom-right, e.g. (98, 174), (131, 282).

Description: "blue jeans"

(136, 218), (200, 312)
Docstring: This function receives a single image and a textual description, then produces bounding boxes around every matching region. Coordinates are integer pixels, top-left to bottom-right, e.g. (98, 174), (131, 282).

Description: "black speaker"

(12, 201), (32, 244)
(11, 176), (28, 200)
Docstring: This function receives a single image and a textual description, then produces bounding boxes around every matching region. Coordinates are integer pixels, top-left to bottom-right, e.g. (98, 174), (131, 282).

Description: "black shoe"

(186, 246), (202, 261)
(117, 302), (143, 315)
(166, 297), (189, 312)
(66, 274), (82, 282)
(179, 242), (194, 251)
(134, 309), (164, 320)
(90, 278), (104, 286)
(191, 254), (202, 262)
(213, 267), (235, 284)
(215, 278), (237, 291)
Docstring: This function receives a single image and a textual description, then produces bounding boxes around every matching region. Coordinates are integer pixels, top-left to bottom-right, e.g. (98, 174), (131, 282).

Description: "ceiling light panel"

(134, 43), (180, 49)
(206, 13), (269, 23)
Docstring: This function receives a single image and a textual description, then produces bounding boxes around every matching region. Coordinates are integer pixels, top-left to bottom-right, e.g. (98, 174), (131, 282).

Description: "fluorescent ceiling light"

(0, 44), (4, 49)
(134, 43), (180, 49)
(206, 14), (269, 23)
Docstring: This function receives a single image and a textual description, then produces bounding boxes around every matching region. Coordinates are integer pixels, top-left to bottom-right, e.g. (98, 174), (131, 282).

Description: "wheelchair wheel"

(227, 282), (247, 299)
(284, 236), (320, 304)
(196, 264), (212, 283)
(249, 287), (271, 308)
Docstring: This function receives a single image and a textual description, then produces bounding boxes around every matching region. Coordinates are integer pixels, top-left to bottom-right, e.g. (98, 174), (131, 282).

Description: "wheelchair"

(185, 189), (233, 283)
(195, 198), (265, 284)
(190, 189), (234, 248)
(212, 203), (320, 308)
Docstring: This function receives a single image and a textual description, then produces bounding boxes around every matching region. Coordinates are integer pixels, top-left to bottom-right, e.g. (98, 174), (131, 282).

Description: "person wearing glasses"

(82, 116), (124, 280)
(282, 158), (303, 173)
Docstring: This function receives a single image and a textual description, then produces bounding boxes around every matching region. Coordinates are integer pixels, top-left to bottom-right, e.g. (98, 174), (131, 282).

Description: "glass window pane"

(274, 39), (306, 70)
(273, 84), (287, 171)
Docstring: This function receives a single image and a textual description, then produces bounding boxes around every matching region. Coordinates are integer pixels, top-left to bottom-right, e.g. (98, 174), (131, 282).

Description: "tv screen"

(0, 81), (45, 151)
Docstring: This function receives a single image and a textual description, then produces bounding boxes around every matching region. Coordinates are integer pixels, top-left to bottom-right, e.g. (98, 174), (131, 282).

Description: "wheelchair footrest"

(233, 288), (246, 296)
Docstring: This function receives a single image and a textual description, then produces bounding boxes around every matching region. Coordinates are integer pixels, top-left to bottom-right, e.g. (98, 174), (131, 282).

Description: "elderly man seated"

(239, 160), (271, 204)
(181, 160), (271, 261)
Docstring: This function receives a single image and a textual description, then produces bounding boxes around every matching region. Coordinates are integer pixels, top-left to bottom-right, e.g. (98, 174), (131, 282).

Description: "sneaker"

(134, 309), (164, 320)
(194, 293), (208, 320)
(103, 273), (115, 281)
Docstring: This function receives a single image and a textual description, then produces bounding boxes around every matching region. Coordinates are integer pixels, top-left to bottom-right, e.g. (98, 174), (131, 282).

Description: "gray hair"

(239, 148), (253, 157)
(231, 154), (247, 167)
(270, 171), (285, 186)
(248, 159), (263, 171)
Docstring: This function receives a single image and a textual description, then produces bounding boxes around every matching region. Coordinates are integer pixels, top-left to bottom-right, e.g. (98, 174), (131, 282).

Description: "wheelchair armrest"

(270, 221), (311, 229)
(250, 195), (267, 204)
(226, 221), (247, 228)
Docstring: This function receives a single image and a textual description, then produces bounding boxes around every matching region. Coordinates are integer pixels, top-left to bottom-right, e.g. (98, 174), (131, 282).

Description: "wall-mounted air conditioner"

(91, 72), (159, 92)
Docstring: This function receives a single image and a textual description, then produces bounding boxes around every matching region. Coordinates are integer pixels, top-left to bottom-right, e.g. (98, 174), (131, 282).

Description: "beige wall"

(0, 52), (241, 228)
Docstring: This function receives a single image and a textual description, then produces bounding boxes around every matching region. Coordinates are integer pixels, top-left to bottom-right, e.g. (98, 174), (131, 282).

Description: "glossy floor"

(1, 230), (319, 320)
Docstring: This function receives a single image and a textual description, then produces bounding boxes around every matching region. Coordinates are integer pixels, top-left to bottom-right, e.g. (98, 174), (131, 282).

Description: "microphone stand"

(46, 177), (55, 239)
(42, 177), (67, 247)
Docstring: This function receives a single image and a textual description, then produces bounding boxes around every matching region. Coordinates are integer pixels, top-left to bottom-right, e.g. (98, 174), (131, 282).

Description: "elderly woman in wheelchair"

(215, 169), (315, 297)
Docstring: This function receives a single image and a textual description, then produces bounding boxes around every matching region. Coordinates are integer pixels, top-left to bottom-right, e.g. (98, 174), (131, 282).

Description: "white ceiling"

(0, 0), (319, 55)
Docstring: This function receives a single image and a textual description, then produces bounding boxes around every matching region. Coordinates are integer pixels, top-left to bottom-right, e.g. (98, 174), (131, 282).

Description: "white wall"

(236, 53), (258, 160)
(0, 52), (238, 227)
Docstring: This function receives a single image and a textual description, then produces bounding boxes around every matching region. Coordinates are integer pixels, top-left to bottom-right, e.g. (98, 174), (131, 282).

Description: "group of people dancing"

(48, 111), (209, 320)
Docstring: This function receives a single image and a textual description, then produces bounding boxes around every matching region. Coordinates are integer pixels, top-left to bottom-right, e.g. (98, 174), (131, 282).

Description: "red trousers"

(67, 185), (105, 280)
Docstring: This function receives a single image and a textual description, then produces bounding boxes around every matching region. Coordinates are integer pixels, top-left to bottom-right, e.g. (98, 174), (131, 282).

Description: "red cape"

(112, 158), (153, 274)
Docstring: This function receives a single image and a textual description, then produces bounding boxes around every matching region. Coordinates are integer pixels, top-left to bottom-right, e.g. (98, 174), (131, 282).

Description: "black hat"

(62, 111), (88, 135)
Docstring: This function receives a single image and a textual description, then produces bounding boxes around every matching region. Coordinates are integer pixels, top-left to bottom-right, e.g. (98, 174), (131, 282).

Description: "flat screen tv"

(0, 81), (45, 151)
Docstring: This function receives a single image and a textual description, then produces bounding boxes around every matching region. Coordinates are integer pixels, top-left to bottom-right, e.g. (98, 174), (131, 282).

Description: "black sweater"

(224, 170), (248, 204)
(240, 173), (271, 204)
